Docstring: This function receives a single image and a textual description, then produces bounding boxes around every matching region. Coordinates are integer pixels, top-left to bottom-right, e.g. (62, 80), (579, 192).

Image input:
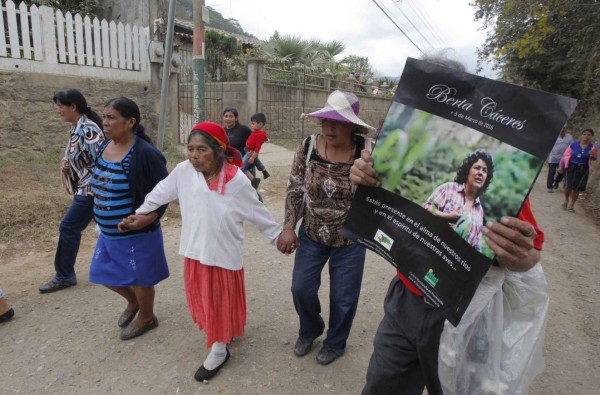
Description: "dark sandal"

(120, 315), (158, 340)
(194, 348), (230, 382)
(0, 308), (15, 323)
(118, 306), (140, 328)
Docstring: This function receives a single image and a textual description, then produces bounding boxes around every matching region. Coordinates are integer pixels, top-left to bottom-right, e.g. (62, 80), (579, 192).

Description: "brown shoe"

(118, 306), (140, 328)
(120, 315), (158, 340)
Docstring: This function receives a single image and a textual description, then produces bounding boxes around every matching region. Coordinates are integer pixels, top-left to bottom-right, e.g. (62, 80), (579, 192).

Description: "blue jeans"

(53, 194), (95, 284)
(291, 225), (366, 354)
(242, 152), (266, 174)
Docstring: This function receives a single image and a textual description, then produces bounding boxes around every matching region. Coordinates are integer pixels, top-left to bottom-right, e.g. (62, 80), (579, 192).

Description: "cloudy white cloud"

(206, 0), (495, 78)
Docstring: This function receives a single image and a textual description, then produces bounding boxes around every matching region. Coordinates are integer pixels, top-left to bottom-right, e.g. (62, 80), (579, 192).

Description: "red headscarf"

(191, 122), (243, 167)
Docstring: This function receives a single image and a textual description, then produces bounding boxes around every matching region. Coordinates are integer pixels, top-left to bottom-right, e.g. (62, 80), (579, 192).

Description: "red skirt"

(184, 258), (246, 348)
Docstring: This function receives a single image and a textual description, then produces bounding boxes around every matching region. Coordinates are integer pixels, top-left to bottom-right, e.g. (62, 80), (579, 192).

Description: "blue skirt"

(90, 228), (170, 287)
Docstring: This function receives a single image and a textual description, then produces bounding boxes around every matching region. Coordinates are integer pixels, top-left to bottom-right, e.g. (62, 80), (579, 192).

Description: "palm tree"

(259, 33), (346, 71)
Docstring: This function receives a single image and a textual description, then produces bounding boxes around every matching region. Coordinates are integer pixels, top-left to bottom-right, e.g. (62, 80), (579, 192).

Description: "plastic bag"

(438, 263), (549, 395)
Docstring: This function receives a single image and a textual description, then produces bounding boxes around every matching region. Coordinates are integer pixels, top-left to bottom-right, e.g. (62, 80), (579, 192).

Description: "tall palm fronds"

(260, 33), (347, 71)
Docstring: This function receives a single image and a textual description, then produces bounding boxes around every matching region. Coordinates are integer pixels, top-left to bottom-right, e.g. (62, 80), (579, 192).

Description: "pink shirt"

(423, 182), (485, 251)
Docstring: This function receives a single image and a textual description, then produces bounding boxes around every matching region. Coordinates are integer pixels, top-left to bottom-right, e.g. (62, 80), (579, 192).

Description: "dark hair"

(454, 150), (495, 196)
(421, 49), (467, 72)
(222, 107), (239, 119)
(250, 112), (267, 124)
(104, 97), (152, 144)
(581, 128), (595, 136)
(188, 130), (225, 173)
(53, 88), (103, 130)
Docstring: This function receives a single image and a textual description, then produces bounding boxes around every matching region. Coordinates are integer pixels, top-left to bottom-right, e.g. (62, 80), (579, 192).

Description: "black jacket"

(225, 123), (252, 153)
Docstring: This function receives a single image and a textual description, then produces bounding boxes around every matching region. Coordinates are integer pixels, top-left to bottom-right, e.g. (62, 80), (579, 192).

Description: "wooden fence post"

(39, 6), (57, 63)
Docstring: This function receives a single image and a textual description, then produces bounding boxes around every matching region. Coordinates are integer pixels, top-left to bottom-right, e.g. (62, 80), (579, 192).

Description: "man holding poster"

(351, 148), (544, 395)
(341, 56), (578, 395)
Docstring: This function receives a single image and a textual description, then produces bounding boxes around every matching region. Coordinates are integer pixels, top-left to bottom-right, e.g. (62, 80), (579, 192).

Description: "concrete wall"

(261, 83), (392, 139)
(214, 82), (249, 123)
(0, 70), (179, 159)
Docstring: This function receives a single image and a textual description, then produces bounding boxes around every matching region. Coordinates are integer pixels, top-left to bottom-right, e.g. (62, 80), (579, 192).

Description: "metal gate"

(259, 63), (306, 140)
(178, 47), (225, 143)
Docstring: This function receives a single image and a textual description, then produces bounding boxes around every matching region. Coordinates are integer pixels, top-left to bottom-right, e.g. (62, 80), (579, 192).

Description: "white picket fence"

(0, 0), (150, 81)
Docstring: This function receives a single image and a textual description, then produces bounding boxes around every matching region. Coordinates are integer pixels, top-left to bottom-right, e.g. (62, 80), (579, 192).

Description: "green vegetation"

(473, 0), (600, 129)
(24, 0), (99, 15)
(205, 30), (247, 82)
(176, 2), (253, 36)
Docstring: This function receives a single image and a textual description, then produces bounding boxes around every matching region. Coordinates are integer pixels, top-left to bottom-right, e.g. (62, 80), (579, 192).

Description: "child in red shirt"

(243, 113), (271, 189)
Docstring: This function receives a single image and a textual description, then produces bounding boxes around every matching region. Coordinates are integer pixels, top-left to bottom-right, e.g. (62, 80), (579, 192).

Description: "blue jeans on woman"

(52, 195), (95, 284)
(291, 225), (366, 355)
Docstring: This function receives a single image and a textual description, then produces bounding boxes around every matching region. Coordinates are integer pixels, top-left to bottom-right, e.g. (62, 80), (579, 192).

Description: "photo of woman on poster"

(422, 150), (495, 252)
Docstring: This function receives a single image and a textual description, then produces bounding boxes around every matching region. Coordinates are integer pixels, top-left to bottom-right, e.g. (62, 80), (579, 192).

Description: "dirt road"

(1, 143), (598, 394)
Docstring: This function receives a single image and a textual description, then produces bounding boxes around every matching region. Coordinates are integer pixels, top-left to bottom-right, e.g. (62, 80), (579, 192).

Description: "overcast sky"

(205, 0), (495, 78)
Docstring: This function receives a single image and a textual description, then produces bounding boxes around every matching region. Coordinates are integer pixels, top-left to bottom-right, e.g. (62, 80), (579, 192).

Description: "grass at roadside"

(0, 145), (186, 248)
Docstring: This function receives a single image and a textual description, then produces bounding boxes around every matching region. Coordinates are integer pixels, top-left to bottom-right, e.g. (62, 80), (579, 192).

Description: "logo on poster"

(374, 229), (394, 251)
(424, 269), (439, 287)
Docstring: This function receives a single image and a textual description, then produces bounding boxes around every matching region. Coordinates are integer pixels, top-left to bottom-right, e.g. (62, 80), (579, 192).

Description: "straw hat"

(302, 90), (375, 134)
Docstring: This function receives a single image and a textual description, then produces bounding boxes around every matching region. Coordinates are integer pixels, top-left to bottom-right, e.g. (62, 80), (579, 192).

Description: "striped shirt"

(91, 145), (135, 238)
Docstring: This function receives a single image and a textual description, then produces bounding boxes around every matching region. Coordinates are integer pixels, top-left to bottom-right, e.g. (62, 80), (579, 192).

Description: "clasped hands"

(117, 212), (159, 233)
(277, 229), (298, 256)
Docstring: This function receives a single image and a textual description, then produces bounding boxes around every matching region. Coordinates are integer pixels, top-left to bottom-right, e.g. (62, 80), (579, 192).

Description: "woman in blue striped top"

(89, 97), (170, 341)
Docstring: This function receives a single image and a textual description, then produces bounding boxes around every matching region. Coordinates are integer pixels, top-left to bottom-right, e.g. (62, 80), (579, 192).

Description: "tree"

(204, 30), (247, 82)
(473, 0), (600, 125)
(24, 0), (100, 16)
(339, 55), (374, 81)
(473, 0), (600, 213)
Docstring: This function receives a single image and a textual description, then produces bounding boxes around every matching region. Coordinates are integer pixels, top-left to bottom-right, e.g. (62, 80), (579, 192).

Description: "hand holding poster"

(341, 58), (578, 325)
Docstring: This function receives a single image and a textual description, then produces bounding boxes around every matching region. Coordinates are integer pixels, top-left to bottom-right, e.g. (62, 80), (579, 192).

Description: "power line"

(389, 0), (437, 52)
(371, 0), (424, 53)
(402, 0), (450, 48)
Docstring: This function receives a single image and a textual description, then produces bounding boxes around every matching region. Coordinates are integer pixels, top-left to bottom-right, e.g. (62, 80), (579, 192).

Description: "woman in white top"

(119, 122), (281, 382)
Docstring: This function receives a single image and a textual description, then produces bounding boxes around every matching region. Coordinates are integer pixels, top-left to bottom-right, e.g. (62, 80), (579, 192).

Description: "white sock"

(203, 341), (227, 370)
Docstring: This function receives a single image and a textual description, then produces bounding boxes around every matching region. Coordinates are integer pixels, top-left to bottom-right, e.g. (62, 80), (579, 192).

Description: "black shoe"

(39, 280), (77, 294)
(262, 170), (271, 179)
(316, 347), (343, 365)
(293, 337), (314, 357)
(251, 178), (261, 189)
(194, 348), (230, 382)
(0, 308), (15, 323)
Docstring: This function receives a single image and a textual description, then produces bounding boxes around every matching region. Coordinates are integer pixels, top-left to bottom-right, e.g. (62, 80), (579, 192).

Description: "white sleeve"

(136, 163), (181, 214)
(240, 182), (282, 245)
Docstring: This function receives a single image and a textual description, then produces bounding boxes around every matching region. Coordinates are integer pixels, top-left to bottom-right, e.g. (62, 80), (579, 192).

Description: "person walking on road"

(546, 128), (573, 192)
(39, 89), (104, 294)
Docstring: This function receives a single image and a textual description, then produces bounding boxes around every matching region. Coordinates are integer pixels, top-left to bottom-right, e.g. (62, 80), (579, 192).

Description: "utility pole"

(193, 0), (206, 123)
(157, 0), (177, 151)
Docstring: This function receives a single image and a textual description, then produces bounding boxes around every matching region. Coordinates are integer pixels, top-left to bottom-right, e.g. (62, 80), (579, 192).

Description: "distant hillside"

(176, 1), (254, 37)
